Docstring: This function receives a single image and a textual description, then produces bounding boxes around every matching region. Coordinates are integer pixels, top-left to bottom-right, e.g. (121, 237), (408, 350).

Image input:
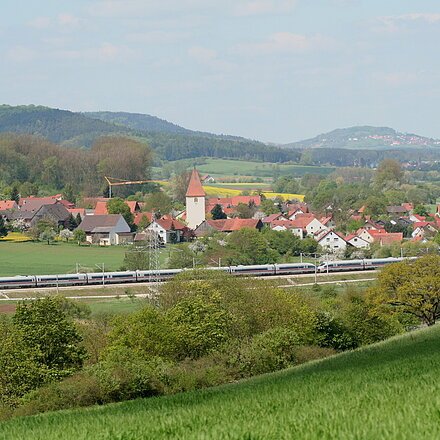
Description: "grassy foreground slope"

(2, 326), (440, 440)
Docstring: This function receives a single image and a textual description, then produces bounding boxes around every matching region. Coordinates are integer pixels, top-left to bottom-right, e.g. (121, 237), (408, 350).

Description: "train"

(0, 257), (410, 290)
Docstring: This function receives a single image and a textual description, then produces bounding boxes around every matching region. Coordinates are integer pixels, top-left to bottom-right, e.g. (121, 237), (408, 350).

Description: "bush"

(15, 348), (170, 418)
(162, 353), (234, 394)
(230, 327), (300, 378)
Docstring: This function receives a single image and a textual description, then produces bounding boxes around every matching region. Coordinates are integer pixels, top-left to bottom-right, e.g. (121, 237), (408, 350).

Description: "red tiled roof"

(0, 200), (17, 211)
(263, 213), (285, 223)
(94, 200), (139, 215)
(378, 233), (403, 245)
(68, 208), (86, 217)
(316, 229), (347, 242)
(133, 212), (153, 226)
(402, 203), (413, 211)
(186, 169), (206, 197)
(155, 217), (186, 231)
(206, 196), (261, 209)
(411, 214), (426, 222)
(207, 218), (261, 232)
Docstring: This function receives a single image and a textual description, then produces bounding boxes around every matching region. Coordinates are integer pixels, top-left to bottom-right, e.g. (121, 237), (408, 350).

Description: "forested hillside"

(0, 105), (299, 162)
(0, 105), (130, 147)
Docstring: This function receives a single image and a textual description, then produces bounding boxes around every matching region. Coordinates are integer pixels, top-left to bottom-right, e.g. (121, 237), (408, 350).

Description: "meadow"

(0, 242), (128, 277)
(195, 158), (335, 178)
(1, 324), (439, 439)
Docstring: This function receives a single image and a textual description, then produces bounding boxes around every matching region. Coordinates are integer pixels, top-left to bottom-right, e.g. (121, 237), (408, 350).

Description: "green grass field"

(0, 242), (172, 277)
(196, 158), (335, 178)
(2, 324), (439, 439)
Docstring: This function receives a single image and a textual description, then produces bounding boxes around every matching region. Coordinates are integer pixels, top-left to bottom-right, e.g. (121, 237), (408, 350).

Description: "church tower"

(186, 168), (206, 229)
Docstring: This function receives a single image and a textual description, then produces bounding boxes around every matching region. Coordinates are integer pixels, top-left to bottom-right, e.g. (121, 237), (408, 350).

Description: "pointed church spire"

(186, 168), (206, 197)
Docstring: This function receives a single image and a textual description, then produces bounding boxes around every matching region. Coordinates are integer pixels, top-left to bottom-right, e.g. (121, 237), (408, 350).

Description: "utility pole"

(147, 228), (161, 297)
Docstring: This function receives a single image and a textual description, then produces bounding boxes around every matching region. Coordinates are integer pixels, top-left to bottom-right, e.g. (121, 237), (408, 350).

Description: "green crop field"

(195, 158), (335, 178)
(0, 242), (172, 277)
(2, 324), (439, 439)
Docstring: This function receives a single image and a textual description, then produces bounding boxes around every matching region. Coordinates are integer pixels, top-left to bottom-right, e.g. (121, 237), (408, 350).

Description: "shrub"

(162, 353), (234, 394)
(230, 327), (300, 378)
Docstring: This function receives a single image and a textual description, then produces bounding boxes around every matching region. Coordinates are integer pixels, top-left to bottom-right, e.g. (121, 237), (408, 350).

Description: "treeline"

(0, 134), (152, 200)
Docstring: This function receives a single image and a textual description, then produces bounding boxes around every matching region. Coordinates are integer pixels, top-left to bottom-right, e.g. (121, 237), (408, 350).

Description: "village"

(1, 168), (439, 268)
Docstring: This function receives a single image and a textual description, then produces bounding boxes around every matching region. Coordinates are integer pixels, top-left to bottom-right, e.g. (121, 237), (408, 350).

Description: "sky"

(1, 0), (440, 144)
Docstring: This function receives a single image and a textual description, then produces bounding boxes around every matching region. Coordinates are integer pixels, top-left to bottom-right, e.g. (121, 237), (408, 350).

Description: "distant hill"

(0, 105), (130, 147)
(0, 105), (299, 162)
(284, 125), (440, 150)
(84, 111), (193, 136)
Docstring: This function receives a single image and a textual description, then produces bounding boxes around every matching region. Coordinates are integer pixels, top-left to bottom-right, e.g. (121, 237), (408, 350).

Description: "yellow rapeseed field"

(0, 232), (32, 242)
(149, 181), (304, 201)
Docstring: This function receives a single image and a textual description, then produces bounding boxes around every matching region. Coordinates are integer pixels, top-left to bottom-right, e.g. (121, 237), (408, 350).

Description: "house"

(19, 195), (74, 210)
(295, 214), (327, 236)
(262, 213), (287, 225)
(270, 220), (305, 239)
(201, 174), (215, 183)
(30, 203), (71, 228)
(386, 205), (409, 216)
(286, 208), (305, 220)
(78, 214), (132, 245)
(346, 234), (370, 249)
(206, 196), (261, 211)
(320, 216), (336, 229)
(133, 211), (154, 226)
(144, 217), (187, 244)
(94, 200), (141, 215)
(358, 229), (403, 246)
(411, 222), (438, 240)
(0, 200), (18, 212)
(316, 230), (347, 253)
(67, 208), (86, 220)
(409, 213), (426, 223)
(194, 218), (263, 236)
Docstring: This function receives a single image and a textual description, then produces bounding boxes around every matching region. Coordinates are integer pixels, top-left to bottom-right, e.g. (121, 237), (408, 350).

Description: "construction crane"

(104, 176), (155, 198)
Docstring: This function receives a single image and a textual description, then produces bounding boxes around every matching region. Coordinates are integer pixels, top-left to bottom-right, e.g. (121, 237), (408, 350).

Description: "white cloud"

(235, 32), (334, 55)
(87, 0), (299, 18)
(377, 13), (440, 33)
(126, 30), (190, 44)
(6, 46), (37, 62)
(28, 17), (51, 30)
(188, 46), (234, 71)
(234, 0), (298, 16)
(373, 72), (418, 87)
(57, 13), (82, 28)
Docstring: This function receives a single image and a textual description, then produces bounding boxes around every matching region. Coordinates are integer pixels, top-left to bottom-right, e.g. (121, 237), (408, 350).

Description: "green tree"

(375, 159), (403, 186)
(39, 228), (56, 245)
(227, 228), (278, 265)
(73, 228), (86, 245)
(413, 205), (429, 217)
(13, 297), (86, 378)
(166, 293), (234, 359)
(363, 195), (386, 216)
(143, 191), (173, 215)
(260, 199), (280, 215)
(0, 318), (45, 406)
(10, 185), (19, 204)
(62, 183), (76, 204)
(123, 247), (150, 270)
(211, 204), (227, 220)
(107, 198), (134, 227)
(235, 202), (255, 219)
(369, 255), (440, 326)
(0, 217), (7, 238)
